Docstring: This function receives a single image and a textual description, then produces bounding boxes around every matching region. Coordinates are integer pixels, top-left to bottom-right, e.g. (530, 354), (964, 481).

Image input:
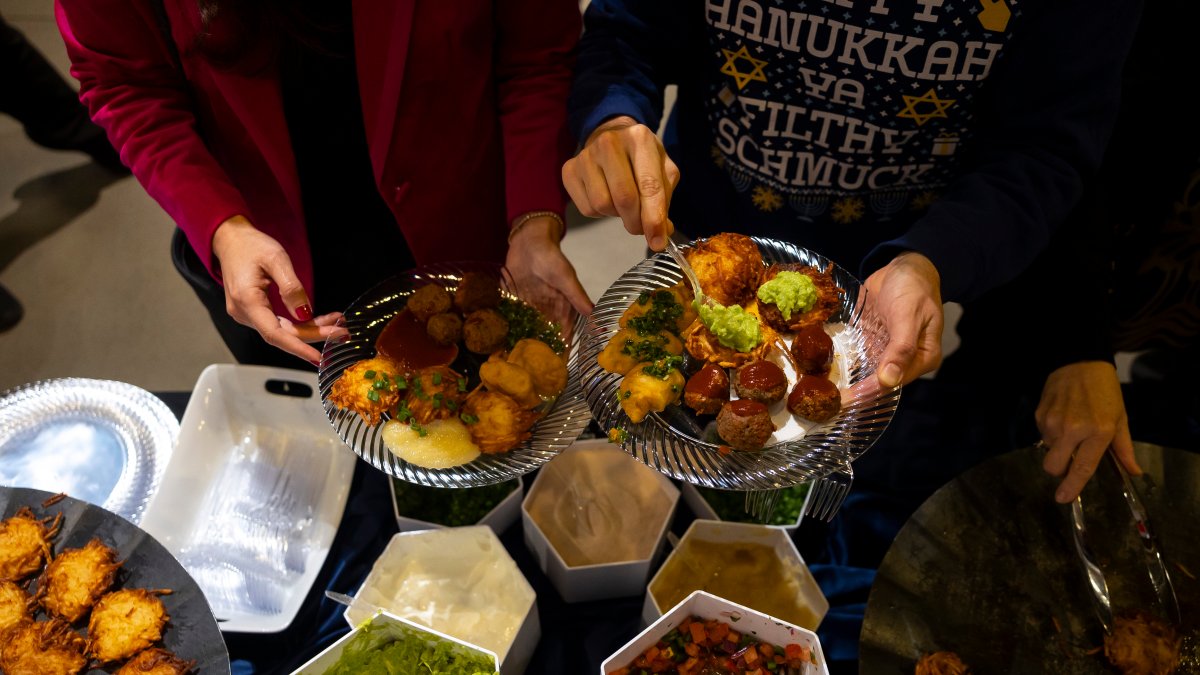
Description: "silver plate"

(580, 236), (900, 490)
(318, 262), (591, 488)
(0, 378), (179, 524)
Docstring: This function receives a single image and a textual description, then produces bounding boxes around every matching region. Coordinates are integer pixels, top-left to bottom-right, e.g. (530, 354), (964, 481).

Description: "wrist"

(509, 211), (565, 245)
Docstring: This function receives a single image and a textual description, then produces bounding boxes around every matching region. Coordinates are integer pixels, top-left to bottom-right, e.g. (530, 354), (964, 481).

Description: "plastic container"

(291, 611), (499, 674)
(521, 438), (679, 603)
(345, 527), (538, 675)
(602, 590), (830, 675)
(643, 520), (828, 631)
(390, 477), (524, 534)
(680, 482), (812, 533)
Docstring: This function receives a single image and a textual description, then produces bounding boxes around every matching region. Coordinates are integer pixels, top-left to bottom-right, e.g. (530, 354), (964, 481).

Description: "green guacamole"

(697, 303), (762, 353)
(326, 620), (497, 675)
(756, 271), (818, 320)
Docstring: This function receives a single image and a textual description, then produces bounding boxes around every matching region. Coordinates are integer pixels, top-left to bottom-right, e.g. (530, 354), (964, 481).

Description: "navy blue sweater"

(569, 0), (1141, 302)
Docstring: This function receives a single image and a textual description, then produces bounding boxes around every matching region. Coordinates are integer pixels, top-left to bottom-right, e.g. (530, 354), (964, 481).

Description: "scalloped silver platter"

(0, 378), (179, 524)
(318, 262), (590, 488)
(580, 236), (900, 491)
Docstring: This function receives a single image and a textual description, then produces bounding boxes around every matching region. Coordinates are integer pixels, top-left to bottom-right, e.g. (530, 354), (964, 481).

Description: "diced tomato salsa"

(608, 616), (815, 675)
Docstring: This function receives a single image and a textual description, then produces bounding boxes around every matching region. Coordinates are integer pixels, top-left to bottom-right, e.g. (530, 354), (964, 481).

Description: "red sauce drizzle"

(375, 308), (458, 369)
(728, 398), (769, 417)
(737, 360), (787, 390)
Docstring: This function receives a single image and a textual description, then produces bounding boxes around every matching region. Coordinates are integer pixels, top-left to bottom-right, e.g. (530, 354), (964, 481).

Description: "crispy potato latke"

(40, 537), (121, 623)
(0, 618), (89, 675)
(1104, 610), (1181, 675)
(328, 356), (406, 426)
(914, 651), (970, 675)
(684, 232), (764, 307)
(0, 579), (34, 635)
(757, 263), (842, 333)
(461, 389), (540, 454)
(0, 507), (61, 582)
(116, 647), (195, 675)
(88, 588), (170, 663)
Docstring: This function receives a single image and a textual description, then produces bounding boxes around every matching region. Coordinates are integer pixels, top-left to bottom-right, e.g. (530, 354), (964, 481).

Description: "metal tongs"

(1068, 448), (1181, 632)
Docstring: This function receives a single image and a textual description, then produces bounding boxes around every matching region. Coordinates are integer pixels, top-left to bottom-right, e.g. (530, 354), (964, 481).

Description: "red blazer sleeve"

(55, 0), (248, 277)
(493, 0), (581, 227)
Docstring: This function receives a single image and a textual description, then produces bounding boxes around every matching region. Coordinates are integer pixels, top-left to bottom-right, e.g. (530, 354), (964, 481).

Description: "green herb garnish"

(497, 298), (565, 353)
(642, 354), (684, 379)
(627, 290), (684, 336)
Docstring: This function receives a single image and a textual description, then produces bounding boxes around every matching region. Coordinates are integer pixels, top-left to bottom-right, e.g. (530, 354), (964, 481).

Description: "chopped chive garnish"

(432, 372), (442, 385)
(366, 389), (380, 402)
(363, 370), (377, 380)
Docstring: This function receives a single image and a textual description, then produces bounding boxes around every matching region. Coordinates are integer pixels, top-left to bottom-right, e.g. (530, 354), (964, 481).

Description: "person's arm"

(862, 0), (1144, 303)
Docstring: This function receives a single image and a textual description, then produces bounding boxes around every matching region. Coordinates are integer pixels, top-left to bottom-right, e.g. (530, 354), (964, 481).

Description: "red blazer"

(56, 0), (579, 314)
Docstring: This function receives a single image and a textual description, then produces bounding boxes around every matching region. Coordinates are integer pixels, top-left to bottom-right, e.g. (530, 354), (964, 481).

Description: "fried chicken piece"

(116, 648), (195, 675)
(914, 651), (970, 675)
(480, 354), (540, 408)
(507, 338), (568, 398)
(0, 618), (88, 675)
(618, 284), (697, 335)
(88, 588), (170, 663)
(618, 360), (685, 424)
(1104, 610), (1181, 675)
(461, 389), (540, 454)
(757, 263), (842, 332)
(401, 365), (468, 425)
(0, 507), (61, 582)
(681, 315), (775, 369)
(598, 328), (683, 376)
(684, 233), (763, 307)
(328, 356), (407, 426)
(39, 538), (121, 623)
(0, 580), (33, 636)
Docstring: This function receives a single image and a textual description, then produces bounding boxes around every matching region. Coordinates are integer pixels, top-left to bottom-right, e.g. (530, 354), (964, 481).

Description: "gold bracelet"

(509, 210), (565, 243)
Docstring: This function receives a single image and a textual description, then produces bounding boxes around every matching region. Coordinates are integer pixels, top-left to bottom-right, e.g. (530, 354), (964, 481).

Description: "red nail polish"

(296, 304), (313, 321)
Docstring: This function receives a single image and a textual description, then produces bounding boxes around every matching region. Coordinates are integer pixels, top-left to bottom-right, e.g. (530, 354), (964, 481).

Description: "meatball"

(426, 312), (463, 346)
(406, 283), (452, 322)
(733, 360), (787, 404)
(684, 363), (730, 415)
(790, 324), (833, 375)
(454, 272), (502, 314)
(786, 374), (840, 422)
(463, 309), (509, 354)
(716, 399), (775, 451)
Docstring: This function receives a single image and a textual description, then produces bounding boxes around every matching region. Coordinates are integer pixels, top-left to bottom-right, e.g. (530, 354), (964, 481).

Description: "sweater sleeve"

(861, 0), (1143, 303)
(493, 0), (582, 226)
(55, 0), (249, 278)
(567, 0), (689, 143)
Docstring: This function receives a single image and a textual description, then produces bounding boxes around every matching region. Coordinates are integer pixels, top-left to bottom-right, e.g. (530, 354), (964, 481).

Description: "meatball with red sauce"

(716, 399), (775, 451)
(786, 374), (840, 422)
(684, 363), (730, 415)
(790, 324), (833, 376)
(733, 360), (787, 404)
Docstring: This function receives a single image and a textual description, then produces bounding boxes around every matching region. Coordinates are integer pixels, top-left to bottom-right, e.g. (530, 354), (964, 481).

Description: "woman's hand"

(1038, 360), (1138, 503)
(562, 116), (681, 251)
(211, 215), (344, 364)
(863, 252), (944, 390)
(505, 215), (592, 333)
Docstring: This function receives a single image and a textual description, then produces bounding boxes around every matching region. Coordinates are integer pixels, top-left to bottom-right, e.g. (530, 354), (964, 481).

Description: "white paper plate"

(139, 364), (357, 634)
(0, 377), (179, 524)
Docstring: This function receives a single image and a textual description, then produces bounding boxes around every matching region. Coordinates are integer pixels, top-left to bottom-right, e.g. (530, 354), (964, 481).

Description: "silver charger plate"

(0, 378), (179, 524)
(579, 236), (900, 490)
(318, 262), (591, 488)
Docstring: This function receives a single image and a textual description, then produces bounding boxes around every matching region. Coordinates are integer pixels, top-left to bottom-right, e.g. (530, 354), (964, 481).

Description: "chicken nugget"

(0, 507), (61, 582)
(463, 309), (509, 355)
(116, 648), (195, 675)
(88, 588), (170, 663)
(461, 389), (540, 454)
(507, 338), (568, 398)
(0, 580), (33, 636)
(684, 233), (763, 306)
(406, 283), (453, 322)
(0, 618), (88, 675)
(454, 271), (502, 314)
(39, 537), (121, 623)
(328, 356), (406, 426)
(399, 366), (468, 425)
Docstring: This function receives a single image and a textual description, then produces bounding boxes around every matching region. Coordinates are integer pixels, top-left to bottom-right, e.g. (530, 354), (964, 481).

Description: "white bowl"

(291, 610), (499, 674)
(680, 482), (812, 534)
(345, 527), (538, 675)
(521, 438), (679, 603)
(602, 590), (830, 675)
(390, 477), (524, 534)
(644, 520), (828, 631)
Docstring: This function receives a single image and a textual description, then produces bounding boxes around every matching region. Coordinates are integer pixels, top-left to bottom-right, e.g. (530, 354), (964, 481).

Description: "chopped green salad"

(696, 484), (811, 526)
(392, 479), (520, 527)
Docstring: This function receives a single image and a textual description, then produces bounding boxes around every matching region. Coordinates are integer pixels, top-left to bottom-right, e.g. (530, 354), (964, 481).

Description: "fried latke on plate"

(326, 356), (406, 426)
(88, 588), (170, 663)
(757, 263), (842, 332)
(0, 507), (61, 582)
(683, 232), (763, 306)
(0, 579), (34, 634)
(0, 618), (88, 675)
(116, 648), (195, 675)
(39, 537), (121, 623)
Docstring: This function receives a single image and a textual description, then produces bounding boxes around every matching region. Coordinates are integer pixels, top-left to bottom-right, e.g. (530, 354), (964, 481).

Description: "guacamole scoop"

(697, 303), (762, 353)
(757, 271), (818, 320)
